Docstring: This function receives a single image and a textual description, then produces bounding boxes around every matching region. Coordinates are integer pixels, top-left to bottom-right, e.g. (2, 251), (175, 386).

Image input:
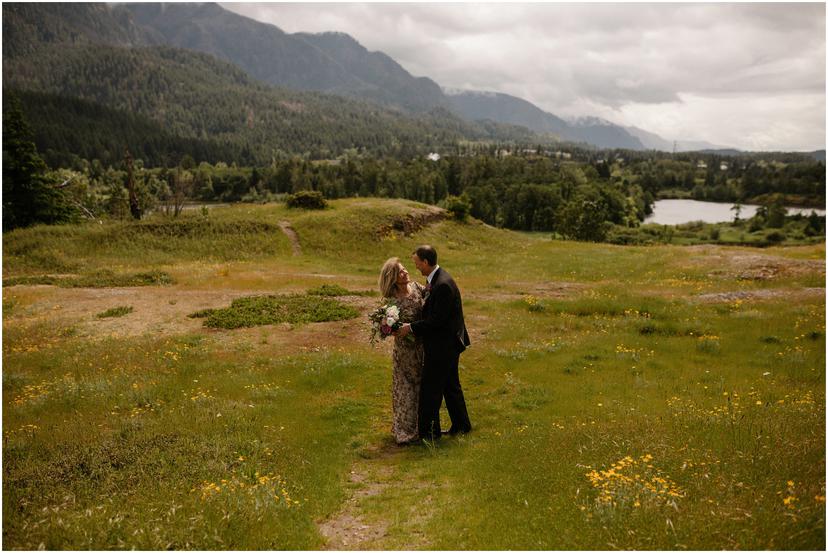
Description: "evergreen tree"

(2, 97), (74, 230)
(766, 199), (787, 228)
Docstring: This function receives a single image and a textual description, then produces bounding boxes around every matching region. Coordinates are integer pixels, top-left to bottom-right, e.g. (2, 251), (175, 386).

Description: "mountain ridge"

(121, 2), (447, 113)
(3, 2), (546, 164)
(4, 2), (736, 155)
(445, 89), (647, 150)
(623, 125), (730, 152)
(122, 2), (717, 150)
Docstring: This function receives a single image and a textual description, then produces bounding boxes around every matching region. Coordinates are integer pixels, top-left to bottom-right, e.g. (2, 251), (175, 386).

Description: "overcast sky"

(221, 2), (826, 151)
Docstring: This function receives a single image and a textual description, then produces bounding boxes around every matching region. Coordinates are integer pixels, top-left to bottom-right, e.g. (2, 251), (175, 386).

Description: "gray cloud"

(222, 2), (826, 151)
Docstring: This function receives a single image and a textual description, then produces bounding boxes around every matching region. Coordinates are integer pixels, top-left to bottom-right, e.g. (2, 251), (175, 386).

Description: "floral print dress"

(390, 282), (425, 444)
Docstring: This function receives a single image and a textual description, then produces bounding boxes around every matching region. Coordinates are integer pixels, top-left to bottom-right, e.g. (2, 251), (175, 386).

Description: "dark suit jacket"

(411, 267), (470, 358)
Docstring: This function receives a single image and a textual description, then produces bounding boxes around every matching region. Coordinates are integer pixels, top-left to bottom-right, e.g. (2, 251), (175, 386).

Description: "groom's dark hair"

(414, 245), (437, 266)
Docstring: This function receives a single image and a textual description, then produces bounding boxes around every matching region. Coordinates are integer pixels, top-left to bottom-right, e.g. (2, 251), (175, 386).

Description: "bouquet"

(368, 303), (407, 345)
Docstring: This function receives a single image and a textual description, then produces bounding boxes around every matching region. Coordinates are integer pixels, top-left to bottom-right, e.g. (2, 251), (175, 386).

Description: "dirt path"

(317, 442), (430, 550)
(317, 451), (395, 549)
(279, 221), (302, 256)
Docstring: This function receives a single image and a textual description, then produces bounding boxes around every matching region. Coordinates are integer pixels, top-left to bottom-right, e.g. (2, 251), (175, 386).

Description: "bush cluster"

(196, 294), (359, 329)
(442, 194), (471, 221)
(286, 191), (327, 210)
(3, 270), (174, 288)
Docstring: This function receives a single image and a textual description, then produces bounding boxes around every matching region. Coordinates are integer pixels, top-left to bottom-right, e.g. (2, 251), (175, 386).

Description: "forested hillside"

(3, 3), (545, 165)
(123, 3), (448, 113)
(2, 2), (161, 56)
(3, 42), (540, 163)
(9, 90), (243, 168)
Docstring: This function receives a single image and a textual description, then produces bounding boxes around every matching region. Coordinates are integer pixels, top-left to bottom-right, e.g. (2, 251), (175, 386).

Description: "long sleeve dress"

(390, 282), (425, 444)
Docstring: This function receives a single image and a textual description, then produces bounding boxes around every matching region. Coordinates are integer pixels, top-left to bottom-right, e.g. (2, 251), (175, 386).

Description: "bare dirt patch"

(695, 287), (825, 303)
(377, 206), (446, 238)
(680, 245), (825, 281)
(721, 253), (823, 281)
(5, 286), (268, 338)
(278, 221), (302, 256)
(4, 285), (379, 348)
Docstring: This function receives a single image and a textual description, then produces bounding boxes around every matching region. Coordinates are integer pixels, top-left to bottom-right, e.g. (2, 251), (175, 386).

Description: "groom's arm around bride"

(398, 245), (472, 440)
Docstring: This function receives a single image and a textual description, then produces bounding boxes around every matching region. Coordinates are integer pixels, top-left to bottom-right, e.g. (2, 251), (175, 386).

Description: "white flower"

(385, 305), (400, 323)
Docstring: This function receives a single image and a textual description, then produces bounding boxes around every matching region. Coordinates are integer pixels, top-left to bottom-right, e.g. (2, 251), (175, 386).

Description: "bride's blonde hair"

(379, 257), (401, 299)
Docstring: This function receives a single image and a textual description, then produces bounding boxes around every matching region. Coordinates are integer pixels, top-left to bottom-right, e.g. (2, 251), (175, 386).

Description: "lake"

(644, 199), (826, 225)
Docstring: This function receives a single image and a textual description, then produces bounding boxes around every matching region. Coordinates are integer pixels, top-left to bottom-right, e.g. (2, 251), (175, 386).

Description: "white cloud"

(222, 2), (826, 151)
(617, 92), (827, 152)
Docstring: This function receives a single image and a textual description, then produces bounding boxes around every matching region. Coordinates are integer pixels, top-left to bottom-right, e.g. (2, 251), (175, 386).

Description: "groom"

(398, 245), (472, 440)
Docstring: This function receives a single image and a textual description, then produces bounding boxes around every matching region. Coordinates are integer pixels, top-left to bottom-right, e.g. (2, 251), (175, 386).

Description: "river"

(644, 199), (826, 225)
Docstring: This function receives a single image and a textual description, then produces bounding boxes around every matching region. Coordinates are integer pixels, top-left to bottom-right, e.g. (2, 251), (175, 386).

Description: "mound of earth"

(377, 206), (446, 238)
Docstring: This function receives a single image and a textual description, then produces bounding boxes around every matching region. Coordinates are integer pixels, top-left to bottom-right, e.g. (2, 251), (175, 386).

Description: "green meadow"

(3, 198), (825, 549)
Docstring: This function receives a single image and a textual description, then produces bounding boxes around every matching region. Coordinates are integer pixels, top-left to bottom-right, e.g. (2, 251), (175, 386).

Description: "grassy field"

(3, 198), (825, 549)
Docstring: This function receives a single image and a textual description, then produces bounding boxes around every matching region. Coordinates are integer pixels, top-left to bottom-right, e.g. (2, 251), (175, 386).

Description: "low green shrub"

(605, 227), (647, 245)
(286, 191), (327, 210)
(3, 270), (174, 288)
(187, 308), (216, 319)
(96, 306), (134, 318)
(306, 284), (374, 297)
(765, 230), (786, 243)
(200, 294), (359, 329)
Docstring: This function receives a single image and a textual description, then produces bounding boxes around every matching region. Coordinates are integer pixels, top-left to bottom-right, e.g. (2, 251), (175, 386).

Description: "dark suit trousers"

(419, 350), (471, 439)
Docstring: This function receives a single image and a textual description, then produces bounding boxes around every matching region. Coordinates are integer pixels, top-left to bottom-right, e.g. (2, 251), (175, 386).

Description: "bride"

(378, 257), (425, 445)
